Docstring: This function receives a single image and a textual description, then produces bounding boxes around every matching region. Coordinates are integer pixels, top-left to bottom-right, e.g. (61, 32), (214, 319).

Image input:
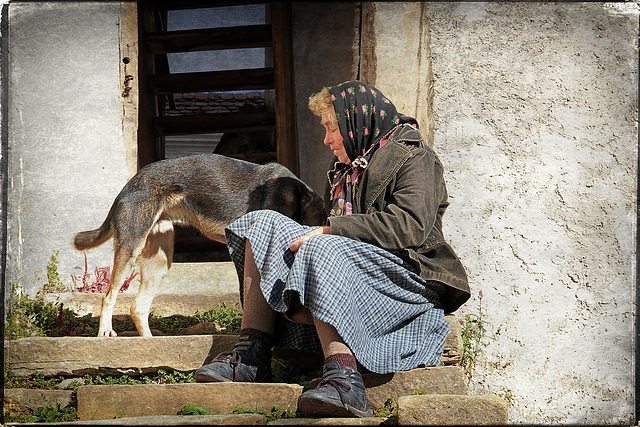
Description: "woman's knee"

(249, 209), (297, 228)
(297, 234), (350, 262)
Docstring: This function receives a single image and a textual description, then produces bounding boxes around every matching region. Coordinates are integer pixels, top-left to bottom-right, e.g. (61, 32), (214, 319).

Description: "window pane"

(168, 48), (266, 74)
(167, 4), (266, 31)
(164, 133), (223, 159)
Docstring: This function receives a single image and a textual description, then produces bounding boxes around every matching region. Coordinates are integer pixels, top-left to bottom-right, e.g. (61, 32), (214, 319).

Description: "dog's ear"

(300, 190), (327, 226)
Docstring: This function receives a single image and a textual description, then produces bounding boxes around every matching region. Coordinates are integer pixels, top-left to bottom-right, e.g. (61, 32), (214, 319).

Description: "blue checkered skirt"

(225, 209), (449, 374)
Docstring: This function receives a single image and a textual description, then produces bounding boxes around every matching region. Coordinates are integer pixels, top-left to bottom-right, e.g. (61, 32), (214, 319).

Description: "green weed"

(29, 404), (77, 423)
(498, 386), (514, 407)
(233, 405), (299, 424)
(194, 303), (243, 334)
(81, 370), (195, 386)
(4, 284), (94, 339)
(4, 404), (78, 424)
(5, 286), (244, 339)
(460, 291), (490, 379)
(4, 368), (64, 390)
(374, 395), (398, 424)
(45, 251), (68, 292)
(177, 404), (213, 415)
(6, 255), (245, 339)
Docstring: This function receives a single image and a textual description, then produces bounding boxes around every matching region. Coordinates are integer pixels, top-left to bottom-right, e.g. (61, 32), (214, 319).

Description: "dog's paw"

(98, 330), (118, 337)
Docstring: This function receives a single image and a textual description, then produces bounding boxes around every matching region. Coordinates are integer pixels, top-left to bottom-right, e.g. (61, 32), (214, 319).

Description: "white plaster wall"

(6, 2), (130, 296)
(428, 2), (637, 423)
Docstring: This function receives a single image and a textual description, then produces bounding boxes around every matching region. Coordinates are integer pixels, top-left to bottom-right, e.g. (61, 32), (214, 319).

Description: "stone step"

(5, 415), (388, 426)
(4, 388), (74, 413)
(397, 394), (508, 425)
(360, 366), (467, 409)
(4, 335), (238, 377)
(41, 295), (462, 362)
(76, 382), (302, 421)
(4, 366), (466, 420)
(268, 419), (387, 425)
(4, 388), (508, 425)
(5, 313), (462, 377)
(5, 413), (267, 426)
(40, 292), (461, 366)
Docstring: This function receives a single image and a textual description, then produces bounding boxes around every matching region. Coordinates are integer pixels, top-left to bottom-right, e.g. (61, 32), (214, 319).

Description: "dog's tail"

(72, 204), (115, 250)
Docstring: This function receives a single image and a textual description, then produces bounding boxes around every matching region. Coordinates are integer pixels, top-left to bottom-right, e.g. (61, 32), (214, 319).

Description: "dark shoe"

(195, 335), (273, 383)
(297, 361), (372, 418)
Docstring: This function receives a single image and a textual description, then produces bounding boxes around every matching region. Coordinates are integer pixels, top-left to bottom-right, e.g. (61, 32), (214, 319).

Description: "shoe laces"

(212, 350), (243, 382)
(317, 376), (352, 407)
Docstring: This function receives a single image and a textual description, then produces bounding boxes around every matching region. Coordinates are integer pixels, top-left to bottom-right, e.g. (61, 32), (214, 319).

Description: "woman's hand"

(290, 226), (331, 254)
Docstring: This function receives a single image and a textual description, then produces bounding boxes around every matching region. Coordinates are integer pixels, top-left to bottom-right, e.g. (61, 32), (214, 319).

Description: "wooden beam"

(153, 111), (275, 135)
(148, 68), (274, 94)
(146, 25), (272, 53)
(270, 2), (299, 176)
(359, 2), (377, 85)
(138, 3), (163, 167)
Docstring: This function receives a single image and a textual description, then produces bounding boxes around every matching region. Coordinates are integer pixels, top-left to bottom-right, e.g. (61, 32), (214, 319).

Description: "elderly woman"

(195, 81), (470, 418)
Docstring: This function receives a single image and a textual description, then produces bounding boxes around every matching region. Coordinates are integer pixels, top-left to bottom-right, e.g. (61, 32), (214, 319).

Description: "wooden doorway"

(137, 1), (298, 261)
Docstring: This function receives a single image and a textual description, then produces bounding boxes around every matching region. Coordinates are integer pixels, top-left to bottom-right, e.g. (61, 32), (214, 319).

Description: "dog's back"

(73, 154), (326, 251)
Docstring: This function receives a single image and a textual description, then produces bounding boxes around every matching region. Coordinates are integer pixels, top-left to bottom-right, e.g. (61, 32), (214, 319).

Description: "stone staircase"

(4, 263), (508, 425)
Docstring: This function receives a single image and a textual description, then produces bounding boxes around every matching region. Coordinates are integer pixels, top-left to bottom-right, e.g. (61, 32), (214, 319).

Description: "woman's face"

(321, 108), (350, 165)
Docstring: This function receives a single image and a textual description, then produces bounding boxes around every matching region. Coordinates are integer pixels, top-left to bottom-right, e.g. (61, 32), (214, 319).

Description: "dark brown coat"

(325, 124), (470, 313)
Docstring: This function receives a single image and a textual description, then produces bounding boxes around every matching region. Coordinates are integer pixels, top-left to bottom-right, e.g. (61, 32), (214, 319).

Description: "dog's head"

(299, 189), (327, 226)
(247, 176), (327, 226)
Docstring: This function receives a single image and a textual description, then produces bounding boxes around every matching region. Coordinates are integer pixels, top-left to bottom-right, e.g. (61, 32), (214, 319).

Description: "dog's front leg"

(131, 281), (157, 337)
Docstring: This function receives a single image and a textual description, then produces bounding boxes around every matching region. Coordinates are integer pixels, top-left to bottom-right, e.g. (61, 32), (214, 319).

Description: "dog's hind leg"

(132, 220), (174, 337)
(99, 250), (137, 337)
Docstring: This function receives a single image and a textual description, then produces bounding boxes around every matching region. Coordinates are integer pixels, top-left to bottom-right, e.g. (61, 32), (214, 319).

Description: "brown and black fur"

(73, 154), (326, 337)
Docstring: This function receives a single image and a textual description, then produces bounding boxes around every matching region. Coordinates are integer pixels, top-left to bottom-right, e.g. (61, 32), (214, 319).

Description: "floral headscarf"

(328, 81), (417, 216)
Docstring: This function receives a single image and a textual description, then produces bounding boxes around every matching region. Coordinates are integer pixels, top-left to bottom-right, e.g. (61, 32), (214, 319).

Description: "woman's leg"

(298, 316), (371, 418)
(313, 317), (352, 360)
(195, 239), (275, 383)
(240, 239), (276, 337)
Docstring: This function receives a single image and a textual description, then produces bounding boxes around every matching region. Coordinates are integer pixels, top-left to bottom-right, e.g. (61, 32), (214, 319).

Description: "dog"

(72, 153), (326, 337)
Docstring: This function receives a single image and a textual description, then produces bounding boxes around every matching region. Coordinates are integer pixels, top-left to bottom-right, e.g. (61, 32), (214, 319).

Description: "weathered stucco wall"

(0, 2), (636, 423)
(369, 2), (435, 148)
(426, 2), (637, 423)
(5, 2), (132, 296)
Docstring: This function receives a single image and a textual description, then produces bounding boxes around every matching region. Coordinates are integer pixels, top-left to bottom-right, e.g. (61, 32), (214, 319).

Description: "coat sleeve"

(327, 147), (445, 252)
